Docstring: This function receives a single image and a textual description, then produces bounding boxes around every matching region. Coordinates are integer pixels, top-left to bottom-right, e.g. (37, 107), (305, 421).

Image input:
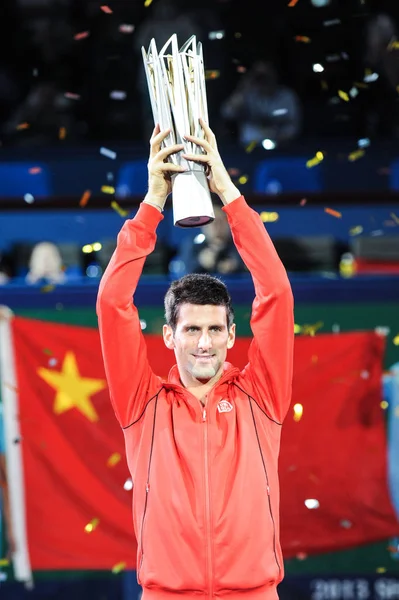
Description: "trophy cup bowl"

(142, 35), (215, 227)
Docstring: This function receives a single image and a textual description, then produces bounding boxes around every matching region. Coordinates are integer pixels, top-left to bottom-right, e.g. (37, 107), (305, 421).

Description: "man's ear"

(227, 323), (236, 350)
(163, 324), (175, 350)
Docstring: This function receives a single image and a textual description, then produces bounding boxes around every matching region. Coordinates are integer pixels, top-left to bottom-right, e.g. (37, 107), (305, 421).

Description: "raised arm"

(183, 120), (294, 423)
(97, 126), (186, 428)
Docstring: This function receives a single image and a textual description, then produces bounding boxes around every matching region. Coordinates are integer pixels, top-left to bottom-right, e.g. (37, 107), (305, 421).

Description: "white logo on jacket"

(217, 400), (233, 413)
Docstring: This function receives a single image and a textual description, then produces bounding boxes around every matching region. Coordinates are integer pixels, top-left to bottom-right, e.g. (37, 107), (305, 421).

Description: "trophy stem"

(171, 171), (215, 227)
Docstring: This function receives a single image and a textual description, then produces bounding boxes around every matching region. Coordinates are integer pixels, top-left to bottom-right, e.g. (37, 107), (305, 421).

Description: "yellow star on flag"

(37, 351), (106, 422)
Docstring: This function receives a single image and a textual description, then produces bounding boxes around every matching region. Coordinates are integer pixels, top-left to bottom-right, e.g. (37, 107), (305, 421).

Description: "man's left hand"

(182, 119), (240, 205)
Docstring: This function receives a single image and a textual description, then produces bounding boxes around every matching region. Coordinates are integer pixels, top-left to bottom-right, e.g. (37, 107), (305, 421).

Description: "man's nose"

(198, 331), (212, 350)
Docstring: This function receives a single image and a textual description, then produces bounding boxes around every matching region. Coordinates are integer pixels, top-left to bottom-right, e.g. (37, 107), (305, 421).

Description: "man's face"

(163, 303), (236, 385)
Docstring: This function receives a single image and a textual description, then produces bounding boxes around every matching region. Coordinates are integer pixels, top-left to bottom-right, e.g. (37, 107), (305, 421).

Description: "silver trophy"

(142, 34), (215, 227)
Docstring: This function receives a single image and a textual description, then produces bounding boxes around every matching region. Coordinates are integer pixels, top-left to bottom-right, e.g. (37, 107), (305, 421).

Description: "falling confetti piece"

(124, 478), (133, 490)
(296, 552), (307, 560)
(338, 90), (350, 102)
(376, 567), (387, 574)
(40, 285), (56, 293)
(304, 499), (320, 510)
(64, 92), (80, 100)
(293, 403), (303, 422)
(349, 225), (363, 236)
(79, 190), (91, 207)
(393, 334), (399, 345)
(59, 127), (67, 140)
(300, 198), (307, 206)
(119, 24), (135, 34)
(101, 185), (115, 194)
(74, 31), (90, 41)
(0, 559), (9, 567)
(295, 35), (311, 43)
(388, 40), (399, 51)
(348, 149), (365, 162)
(29, 167), (42, 174)
(100, 5), (113, 13)
(144, 0), (153, 6)
(302, 321), (324, 336)
(288, 0), (299, 6)
(237, 65), (246, 73)
(107, 452), (121, 467)
(294, 324), (302, 334)
(380, 400), (389, 410)
(324, 18), (341, 27)
(391, 212), (399, 224)
(24, 193), (35, 204)
(100, 146), (117, 160)
(85, 518), (100, 533)
(17, 122), (29, 130)
(48, 357), (58, 367)
(205, 70), (220, 80)
(43, 348), (53, 355)
(340, 520), (352, 529)
(112, 562), (127, 574)
(245, 141), (257, 153)
(110, 90), (127, 100)
(325, 207), (342, 218)
(228, 168), (241, 177)
(111, 200), (129, 217)
(238, 175), (248, 184)
(260, 211), (279, 223)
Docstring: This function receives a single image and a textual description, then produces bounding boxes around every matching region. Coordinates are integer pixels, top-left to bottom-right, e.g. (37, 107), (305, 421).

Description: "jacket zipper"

(202, 405), (213, 597)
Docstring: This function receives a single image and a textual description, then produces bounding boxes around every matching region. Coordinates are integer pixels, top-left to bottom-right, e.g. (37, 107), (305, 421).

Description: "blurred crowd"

(0, 0), (399, 147)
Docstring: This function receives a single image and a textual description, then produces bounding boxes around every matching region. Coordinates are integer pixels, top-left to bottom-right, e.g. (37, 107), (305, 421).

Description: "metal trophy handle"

(142, 35), (214, 228)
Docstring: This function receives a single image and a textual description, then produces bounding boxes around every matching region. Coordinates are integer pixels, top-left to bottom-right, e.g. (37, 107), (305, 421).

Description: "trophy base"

(171, 171), (215, 228)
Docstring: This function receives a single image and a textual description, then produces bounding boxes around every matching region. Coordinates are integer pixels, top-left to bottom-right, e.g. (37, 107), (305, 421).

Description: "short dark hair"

(164, 273), (235, 332)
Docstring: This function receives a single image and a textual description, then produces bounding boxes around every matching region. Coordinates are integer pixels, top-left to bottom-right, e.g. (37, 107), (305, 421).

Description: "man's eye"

(211, 327), (222, 332)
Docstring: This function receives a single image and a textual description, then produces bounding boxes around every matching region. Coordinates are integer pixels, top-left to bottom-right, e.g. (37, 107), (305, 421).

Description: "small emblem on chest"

(217, 400), (234, 413)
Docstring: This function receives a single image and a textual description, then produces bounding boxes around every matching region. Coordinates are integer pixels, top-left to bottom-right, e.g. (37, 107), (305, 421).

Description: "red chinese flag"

(10, 317), (399, 569)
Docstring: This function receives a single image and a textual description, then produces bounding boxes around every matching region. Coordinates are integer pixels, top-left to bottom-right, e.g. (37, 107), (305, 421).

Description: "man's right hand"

(145, 125), (187, 210)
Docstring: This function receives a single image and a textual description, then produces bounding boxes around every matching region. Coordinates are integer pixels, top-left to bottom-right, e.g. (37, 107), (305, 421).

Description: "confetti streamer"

(111, 201), (129, 217)
(245, 141), (257, 153)
(144, 0), (153, 6)
(74, 31), (90, 41)
(17, 122), (29, 130)
(85, 518), (100, 533)
(112, 562), (127, 574)
(325, 208), (342, 218)
(107, 452), (121, 467)
(338, 90), (350, 102)
(79, 190), (91, 207)
(59, 127), (67, 140)
(348, 149), (365, 162)
(101, 185), (115, 194)
(100, 147), (117, 159)
(29, 167), (42, 174)
(295, 35), (311, 43)
(64, 92), (80, 100)
(306, 152), (324, 168)
(288, 0), (299, 6)
(100, 5), (113, 13)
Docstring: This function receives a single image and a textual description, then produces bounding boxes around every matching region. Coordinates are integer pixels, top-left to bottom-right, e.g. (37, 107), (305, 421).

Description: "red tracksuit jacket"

(97, 195), (294, 600)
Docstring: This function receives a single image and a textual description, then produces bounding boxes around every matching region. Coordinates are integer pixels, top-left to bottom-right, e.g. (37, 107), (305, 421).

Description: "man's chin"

(191, 366), (217, 381)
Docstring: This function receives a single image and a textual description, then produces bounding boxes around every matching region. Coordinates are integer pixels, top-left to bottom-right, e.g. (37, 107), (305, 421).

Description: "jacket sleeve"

(223, 196), (294, 424)
(96, 203), (163, 428)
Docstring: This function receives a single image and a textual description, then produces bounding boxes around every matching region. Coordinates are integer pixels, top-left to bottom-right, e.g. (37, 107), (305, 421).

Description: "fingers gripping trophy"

(142, 34), (215, 227)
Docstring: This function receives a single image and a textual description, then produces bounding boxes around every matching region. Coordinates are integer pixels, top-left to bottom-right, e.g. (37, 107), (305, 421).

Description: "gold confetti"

(245, 141), (257, 153)
(238, 175), (248, 184)
(376, 567), (387, 574)
(325, 207), (342, 218)
(0, 558), (9, 566)
(74, 31), (90, 41)
(393, 334), (399, 345)
(100, 5), (113, 13)
(295, 35), (311, 43)
(107, 452), (121, 467)
(144, 0), (153, 6)
(79, 190), (91, 207)
(306, 152), (323, 168)
(260, 211), (279, 223)
(59, 127), (67, 140)
(101, 185), (115, 194)
(348, 149), (365, 162)
(293, 403), (303, 422)
(338, 90), (350, 102)
(205, 70), (220, 80)
(111, 201), (129, 217)
(85, 518), (100, 533)
(380, 401), (389, 410)
(349, 226), (363, 236)
(388, 40), (399, 51)
(112, 561), (127, 574)
(17, 122), (29, 130)
(40, 284), (56, 293)
(390, 212), (399, 224)
(302, 321), (324, 336)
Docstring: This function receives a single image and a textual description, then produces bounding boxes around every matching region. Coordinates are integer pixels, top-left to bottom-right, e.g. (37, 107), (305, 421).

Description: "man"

(97, 120), (294, 600)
